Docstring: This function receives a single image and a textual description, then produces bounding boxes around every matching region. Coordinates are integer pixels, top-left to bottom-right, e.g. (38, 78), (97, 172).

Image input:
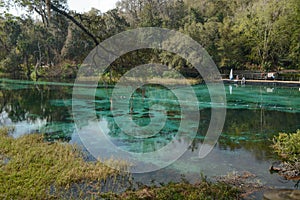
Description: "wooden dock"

(222, 79), (300, 87)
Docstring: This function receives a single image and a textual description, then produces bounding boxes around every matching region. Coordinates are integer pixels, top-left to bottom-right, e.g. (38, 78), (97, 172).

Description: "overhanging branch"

(49, 3), (99, 46)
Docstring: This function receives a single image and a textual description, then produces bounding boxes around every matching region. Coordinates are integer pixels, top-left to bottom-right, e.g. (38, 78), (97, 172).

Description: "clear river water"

(0, 78), (299, 189)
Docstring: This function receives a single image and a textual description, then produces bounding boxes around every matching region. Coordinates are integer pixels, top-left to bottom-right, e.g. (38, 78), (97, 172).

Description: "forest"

(0, 0), (299, 79)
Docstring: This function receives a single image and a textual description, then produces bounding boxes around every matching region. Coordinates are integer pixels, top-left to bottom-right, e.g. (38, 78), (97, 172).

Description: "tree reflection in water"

(0, 79), (299, 162)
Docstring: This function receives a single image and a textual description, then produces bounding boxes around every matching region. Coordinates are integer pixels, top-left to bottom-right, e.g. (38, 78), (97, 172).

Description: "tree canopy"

(0, 0), (299, 79)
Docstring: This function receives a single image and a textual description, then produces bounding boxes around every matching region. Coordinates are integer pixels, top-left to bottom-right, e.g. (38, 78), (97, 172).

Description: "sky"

(68, 0), (119, 13)
(7, 0), (119, 16)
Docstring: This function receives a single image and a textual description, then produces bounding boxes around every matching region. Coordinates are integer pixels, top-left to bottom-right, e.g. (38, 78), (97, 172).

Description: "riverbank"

(3, 127), (297, 199)
(0, 127), (259, 199)
(0, 127), (129, 199)
(2, 128), (299, 200)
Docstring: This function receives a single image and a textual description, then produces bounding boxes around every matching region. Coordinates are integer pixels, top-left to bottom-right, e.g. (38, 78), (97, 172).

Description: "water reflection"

(229, 85), (232, 95)
(0, 79), (300, 184)
(0, 79), (299, 148)
(0, 110), (47, 138)
(0, 81), (73, 140)
(267, 88), (274, 93)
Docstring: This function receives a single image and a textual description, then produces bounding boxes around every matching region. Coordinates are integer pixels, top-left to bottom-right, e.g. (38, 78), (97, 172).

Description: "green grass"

(103, 179), (240, 200)
(0, 127), (128, 199)
(0, 127), (241, 199)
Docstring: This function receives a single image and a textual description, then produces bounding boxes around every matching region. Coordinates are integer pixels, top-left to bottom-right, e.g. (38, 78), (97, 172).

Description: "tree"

(0, 15), (23, 74)
(6, 0), (100, 46)
(232, 0), (294, 70)
(117, 0), (144, 27)
(139, 3), (162, 27)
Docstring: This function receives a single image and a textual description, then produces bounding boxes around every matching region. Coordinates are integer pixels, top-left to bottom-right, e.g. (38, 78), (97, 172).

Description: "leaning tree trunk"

(61, 23), (73, 58)
(46, 0), (51, 20)
(49, 2), (99, 46)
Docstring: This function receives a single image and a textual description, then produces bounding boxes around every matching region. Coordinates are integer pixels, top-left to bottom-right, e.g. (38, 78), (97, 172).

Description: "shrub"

(272, 130), (300, 162)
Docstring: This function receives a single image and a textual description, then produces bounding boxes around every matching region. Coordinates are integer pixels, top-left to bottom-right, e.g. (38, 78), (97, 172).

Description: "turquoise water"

(0, 78), (299, 187)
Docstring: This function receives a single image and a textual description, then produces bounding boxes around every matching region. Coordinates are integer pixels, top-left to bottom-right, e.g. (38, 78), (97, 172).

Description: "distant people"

(241, 77), (246, 85)
(267, 72), (276, 80)
(229, 69), (234, 80)
(236, 75), (239, 80)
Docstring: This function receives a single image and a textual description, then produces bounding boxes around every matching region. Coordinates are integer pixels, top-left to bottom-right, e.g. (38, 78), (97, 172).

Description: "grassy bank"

(0, 127), (128, 199)
(75, 76), (201, 86)
(0, 127), (242, 199)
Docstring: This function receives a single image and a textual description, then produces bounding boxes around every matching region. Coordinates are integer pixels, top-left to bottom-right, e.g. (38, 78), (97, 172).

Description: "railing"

(222, 71), (300, 82)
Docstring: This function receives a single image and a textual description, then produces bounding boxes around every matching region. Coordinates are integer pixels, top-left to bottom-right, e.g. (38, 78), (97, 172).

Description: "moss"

(0, 127), (128, 199)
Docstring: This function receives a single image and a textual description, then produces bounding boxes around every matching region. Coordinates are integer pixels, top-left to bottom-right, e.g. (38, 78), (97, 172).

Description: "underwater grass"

(0, 127), (128, 199)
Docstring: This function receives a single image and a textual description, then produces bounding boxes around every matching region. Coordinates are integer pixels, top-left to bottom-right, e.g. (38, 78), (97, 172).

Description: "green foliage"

(0, 127), (241, 199)
(0, 49), (22, 73)
(162, 70), (181, 79)
(0, 127), (128, 199)
(139, 3), (163, 27)
(1, 0), (299, 77)
(272, 130), (300, 162)
(117, 181), (240, 200)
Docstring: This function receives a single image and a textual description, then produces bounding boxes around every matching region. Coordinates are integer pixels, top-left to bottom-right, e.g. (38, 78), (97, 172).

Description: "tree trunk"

(61, 23), (73, 58)
(34, 59), (40, 80)
(46, 0), (51, 20)
(25, 55), (31, 79)
(49, 3), (99, 46)
(34, 42), (42, 81)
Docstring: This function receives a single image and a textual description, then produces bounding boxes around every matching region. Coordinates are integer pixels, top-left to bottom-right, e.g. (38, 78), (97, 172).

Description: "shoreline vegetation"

(270, 130), (300, 183)
(0, 127), (263, 199)
(3, 126), (299, 199)
(1, 74), (299, 89)
(0, 0), (299, 81)
(0, 127), (130, 199)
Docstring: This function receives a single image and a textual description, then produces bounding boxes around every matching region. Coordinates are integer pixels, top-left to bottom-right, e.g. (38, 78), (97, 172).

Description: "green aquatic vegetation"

(0, 127), (242, 199)
(272, 130), (300, 162)
(0, 127), (129, 199)
(271, 130), (300, 181)
(105, 180), (240, 200)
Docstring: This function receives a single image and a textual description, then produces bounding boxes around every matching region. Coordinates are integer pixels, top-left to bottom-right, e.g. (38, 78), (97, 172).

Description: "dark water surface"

(1, 78), (299, 188)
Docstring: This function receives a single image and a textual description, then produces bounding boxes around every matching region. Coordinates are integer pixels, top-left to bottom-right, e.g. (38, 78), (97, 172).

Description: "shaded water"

(0, 78), (299, 188)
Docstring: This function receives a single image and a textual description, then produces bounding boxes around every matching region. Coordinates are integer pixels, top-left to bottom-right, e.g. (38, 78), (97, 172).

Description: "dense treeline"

(0, 0), (299, 79)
